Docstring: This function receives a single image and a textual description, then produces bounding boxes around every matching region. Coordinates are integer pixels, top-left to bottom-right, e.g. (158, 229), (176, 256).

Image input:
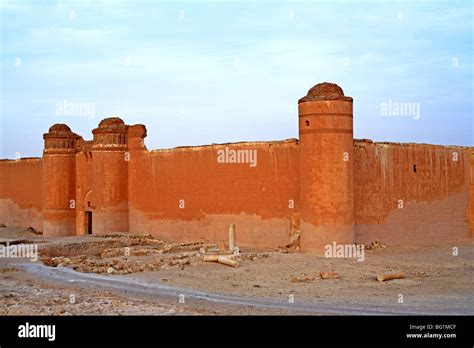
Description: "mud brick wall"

(354, 140), (472, 245)
(0, 136), (472, 248)
(127, 140), (300, 248)
(469, 149), (474, 236)
(0, 158), (43, 230)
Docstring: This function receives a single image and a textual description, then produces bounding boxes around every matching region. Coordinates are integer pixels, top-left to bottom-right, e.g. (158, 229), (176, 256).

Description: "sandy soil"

(0, 226), (472, 315)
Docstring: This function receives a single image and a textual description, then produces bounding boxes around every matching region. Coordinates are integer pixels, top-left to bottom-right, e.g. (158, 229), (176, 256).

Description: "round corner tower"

(298, 82), (355, 251)
(91, 117), (129, 234)
(43, 124), (80, 236)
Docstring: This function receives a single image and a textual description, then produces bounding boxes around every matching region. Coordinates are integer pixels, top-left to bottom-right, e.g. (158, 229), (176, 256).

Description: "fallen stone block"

(217, 256), (239, 268)
(203, 254), (234, 262)
(376, 272), (405, 282)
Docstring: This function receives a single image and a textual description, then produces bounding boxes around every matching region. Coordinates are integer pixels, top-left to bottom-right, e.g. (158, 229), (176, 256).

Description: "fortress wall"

(354, 140), (471, 245)
(128, 140), (300, 248)
(0, 158), (43, 230)
(469, 149), (474, 235)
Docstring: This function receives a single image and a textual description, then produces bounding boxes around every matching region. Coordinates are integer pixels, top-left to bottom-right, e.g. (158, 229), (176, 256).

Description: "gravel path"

(14, 262), (473, 315)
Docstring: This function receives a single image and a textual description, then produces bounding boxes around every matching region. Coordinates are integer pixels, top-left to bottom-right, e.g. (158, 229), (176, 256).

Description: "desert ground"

(0, 225), (473, 315)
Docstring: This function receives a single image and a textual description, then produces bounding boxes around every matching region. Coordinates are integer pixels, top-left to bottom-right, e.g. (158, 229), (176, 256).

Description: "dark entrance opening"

(85, 211), (92, 235)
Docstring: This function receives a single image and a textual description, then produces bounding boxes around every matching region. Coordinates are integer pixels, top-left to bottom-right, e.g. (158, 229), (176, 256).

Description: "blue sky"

(0, 0), (472, 158)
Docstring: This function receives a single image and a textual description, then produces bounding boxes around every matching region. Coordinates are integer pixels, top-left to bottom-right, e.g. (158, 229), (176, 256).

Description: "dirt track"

(0, 226), (473, 315)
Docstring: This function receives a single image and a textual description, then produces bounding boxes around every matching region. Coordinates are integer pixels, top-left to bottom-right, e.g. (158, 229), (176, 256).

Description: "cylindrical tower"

(91, 117), (129, 234)
(298, 82), (355, 251)
(43, 124), (80, 236)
